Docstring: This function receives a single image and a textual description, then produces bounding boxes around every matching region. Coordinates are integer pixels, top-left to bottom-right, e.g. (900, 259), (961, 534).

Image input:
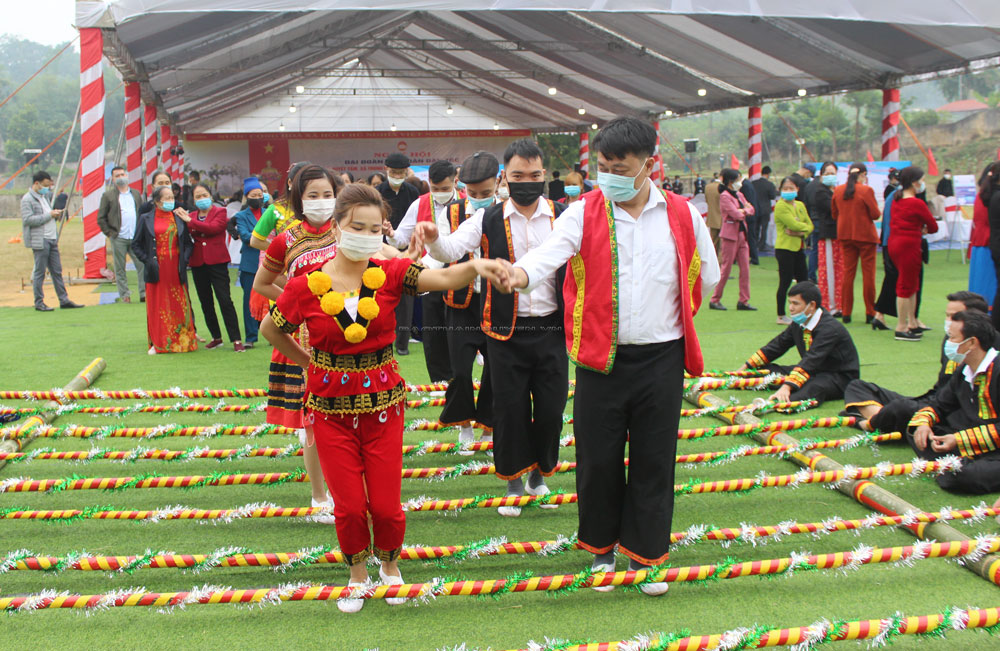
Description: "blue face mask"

(195, 198), (212, 211)
(262, 193), (271, 204)
(161, 201), (175, 212)
(457, 181), (467, 190)
(781, 191), (797, 201)
(598, 159), (650, 203)
(38, 186), (52, 196)
(468, 195), (494, 211)
(789, 309), (811, 326)
(565, 185), (581, 198)
(821, 175), (837, 187)
(944, 338), (970, 364)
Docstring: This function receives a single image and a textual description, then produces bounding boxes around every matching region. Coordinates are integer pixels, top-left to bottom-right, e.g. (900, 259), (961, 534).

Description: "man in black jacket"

(547, 170), (565, 202)
(751, 166), (778, 253)
(377, 152), (421, 356)
(740, 281), (859, 403)
(936, 169), (954, 198)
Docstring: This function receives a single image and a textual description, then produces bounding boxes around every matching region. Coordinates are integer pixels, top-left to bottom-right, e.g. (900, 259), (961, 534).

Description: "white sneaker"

(379, 566), (407, 605)
(498, 493), (522, 517)
(639, 580), (669, 597)
(337, 582), (366, 613)
(310, 497), (336, 524)
(591, 562), (615, 592)
(457, 425), (474, 456)
(147, 346), (157, 355)
(525, 481), (558, 509)
(480, 432), (493, 458)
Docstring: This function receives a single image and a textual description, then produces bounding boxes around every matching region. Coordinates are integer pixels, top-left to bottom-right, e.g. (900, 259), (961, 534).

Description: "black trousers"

(395, 294), (414, 353)
(486, 314), (567, 480)
(911, 432), (1000, 494)
(576, 340), (684, 566)
(766, 363), (855, 404)
(843, 379), (923, 434)
(440, 294), (493, 428)
(190, 263), (242, 342)
(775, 249), (809, 316)
(420, 291), (453, 383)
(746, 213), (759, 263)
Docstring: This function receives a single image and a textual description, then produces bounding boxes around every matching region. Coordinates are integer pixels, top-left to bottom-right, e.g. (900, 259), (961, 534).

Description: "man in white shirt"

(386, 160), (457, 382)
(503, 118), (720, 595)
(97, 166), (146, 303)
(418, 139), (569, 518)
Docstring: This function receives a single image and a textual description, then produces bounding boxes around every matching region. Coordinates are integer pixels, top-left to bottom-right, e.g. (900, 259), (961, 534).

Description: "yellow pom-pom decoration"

(362, 266), (387, 290)
(320, 291), (345, 316)
(357, 296), (380, 321)
(307, 271), (333, 296)
(344, 323), (367, 343)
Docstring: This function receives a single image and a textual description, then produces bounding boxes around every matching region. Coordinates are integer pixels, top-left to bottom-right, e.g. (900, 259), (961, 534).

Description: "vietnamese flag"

(866, 150), (875, 163)
(248, 137), (290, 196)
(926, 147), (939, 177)
(730, 153), (741, 169)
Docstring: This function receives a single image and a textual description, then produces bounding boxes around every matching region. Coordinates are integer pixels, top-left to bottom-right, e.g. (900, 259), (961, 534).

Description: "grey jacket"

(97, 187), (142, 238)
(20, 189), (57, 250)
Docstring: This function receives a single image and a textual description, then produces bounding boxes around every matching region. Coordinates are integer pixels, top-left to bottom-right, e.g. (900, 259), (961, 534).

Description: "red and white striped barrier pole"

(143, 104), (158, 192)
(579, 131), (589, 172)
(650, 120), (663, 186)
(79, 28), (107, 278)
(747, 106), (762, 181)
(124, 82), (143, 193)
(881, 88), (901, 161)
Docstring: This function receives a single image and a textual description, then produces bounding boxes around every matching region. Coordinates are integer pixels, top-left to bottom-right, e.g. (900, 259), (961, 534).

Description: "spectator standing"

(773, 176), (814, 324)
(831, 163), (881, 324)
(97, 166), (145, 303)
(21, 171), (83, 312)
(694, 174), (707, 195)
(751, 166), (778, 253)
(937, 169), (954, 198)
(234, 177), (266, 347)
(983, 162), (1000, 329)
(709, 168), (756, 311)
(376, 153), (421, 356)
(738, 170), (761, 264)
(561, 171), (585, 204)
(547, 170), (565, 201)
(704, 173), (723, 249)
(812, 162), (842, 316)
(131, 185), (196, 354)
(671, 175), (684, 195)
(887, 166), (938, 341)
(970, 163), (999, 305)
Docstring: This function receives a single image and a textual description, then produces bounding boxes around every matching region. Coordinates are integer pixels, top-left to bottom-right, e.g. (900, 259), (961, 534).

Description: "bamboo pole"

(0, 358), (106, 473)
(684, 388), (1000, 585)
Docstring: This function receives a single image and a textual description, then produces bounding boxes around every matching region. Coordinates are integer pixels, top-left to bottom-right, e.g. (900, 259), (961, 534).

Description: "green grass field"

(1, 252), (997, 650)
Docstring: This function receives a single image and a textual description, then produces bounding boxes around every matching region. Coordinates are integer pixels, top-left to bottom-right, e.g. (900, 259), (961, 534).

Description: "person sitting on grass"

(739, 281), (859, 405)
(843, 291), (994, 434)
(908, 310), (1000, 494)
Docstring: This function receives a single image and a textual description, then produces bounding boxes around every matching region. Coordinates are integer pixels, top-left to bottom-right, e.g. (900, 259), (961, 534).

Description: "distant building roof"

(937, 99), (990, 113)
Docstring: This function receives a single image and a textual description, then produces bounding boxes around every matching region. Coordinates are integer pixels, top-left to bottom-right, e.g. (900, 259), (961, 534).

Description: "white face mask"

(302, 198), (335, 225)
(387, 176), (405, 188)
(338, 230), (383, 261)
(432, 190), (455, 206)
(497, 186), (510, 201)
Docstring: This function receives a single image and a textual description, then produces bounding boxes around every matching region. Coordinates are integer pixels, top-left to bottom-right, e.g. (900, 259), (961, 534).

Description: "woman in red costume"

(260, 184), (508, 613)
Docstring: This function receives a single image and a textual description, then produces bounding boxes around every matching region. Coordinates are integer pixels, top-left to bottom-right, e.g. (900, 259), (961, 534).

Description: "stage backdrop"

(185, 130), (530, 196)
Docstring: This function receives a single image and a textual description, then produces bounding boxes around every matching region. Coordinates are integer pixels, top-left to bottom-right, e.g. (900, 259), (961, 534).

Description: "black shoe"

(396, 347), (410, 356)
(895, 330), (922, 342)
(865, 315), (875, 325)
(60, 301), (84, 309)
(709, 302), (727, 311)
(750, 259), (760, 266)
(35, 304), (54, 312)
(842, 316), (852, 324)
(737, 302), (758, 311)
(140, 296), (146, 303)
(838, 408), (862, 418)
(831, 310), (843, 319)
(871, 318), (889, 331)
(911, 326), (931, 333)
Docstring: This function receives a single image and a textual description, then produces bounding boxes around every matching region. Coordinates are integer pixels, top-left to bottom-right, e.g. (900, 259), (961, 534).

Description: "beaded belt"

(311, 345), (394, 372)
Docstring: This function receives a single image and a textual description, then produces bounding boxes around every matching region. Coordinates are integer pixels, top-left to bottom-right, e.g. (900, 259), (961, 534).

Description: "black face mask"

(507, 181), (545, 207)
(247, 198), (263, 210)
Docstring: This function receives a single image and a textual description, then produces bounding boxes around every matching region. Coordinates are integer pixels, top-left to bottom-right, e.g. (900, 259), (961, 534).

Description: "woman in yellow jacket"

(774, 176), (814, 325)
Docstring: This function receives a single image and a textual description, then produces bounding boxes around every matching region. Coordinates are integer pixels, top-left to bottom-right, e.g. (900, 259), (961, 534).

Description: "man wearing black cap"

(385, 160), (457, 382)
(418, 139), (568, 518)
(432, 152), (500, 455)
(377, 152), (421, 356)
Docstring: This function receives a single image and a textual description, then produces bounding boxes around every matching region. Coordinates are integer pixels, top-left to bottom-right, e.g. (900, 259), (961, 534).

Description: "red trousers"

(308, 404), (406, 565)
(839, 240), (877, 318)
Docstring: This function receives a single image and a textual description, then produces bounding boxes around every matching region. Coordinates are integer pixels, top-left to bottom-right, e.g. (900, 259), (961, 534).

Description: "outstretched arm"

(416, 258), (510, 294)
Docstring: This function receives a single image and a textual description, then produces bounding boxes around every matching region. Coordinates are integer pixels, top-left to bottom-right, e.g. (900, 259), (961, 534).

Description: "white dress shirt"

(428, 198), (559, 317)
(118, 189), (137, 240)
(514, 187), (720, 344)
(963, 348), (998, 388)
(390, 194), (454, 269)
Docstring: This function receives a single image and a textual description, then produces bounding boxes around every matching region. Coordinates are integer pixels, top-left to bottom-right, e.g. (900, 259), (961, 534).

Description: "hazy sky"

(4, 0), (79, 47)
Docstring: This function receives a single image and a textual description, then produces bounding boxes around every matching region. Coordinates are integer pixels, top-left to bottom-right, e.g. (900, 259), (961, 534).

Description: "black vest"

(480, 199), (567, 340)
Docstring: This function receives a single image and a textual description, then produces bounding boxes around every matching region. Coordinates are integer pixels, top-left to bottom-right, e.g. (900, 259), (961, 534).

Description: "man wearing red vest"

(505, 117), (720, 596)
(418, 139), (569, 518)
(386, 160), (457, 382)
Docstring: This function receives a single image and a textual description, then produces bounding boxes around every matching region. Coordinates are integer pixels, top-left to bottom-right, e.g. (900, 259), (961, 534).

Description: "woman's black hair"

(894, 166), (924, 204)
(289, 165), (339, 220)
(720, 168), (740, 187)
(820, 161), (837, 176)
(979, 162), (1000, 203)
(844, 162), (867, 200)
(192, 182), (213, 197)
(366, 172), (386, 186)
(778, 176), (799, 192)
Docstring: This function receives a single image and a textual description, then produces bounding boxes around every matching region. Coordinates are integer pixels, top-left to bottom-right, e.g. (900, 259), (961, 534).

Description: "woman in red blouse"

(887, 166), (938, 341)
(260, 184), (508, 613)
(831, 163), (881, 323)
